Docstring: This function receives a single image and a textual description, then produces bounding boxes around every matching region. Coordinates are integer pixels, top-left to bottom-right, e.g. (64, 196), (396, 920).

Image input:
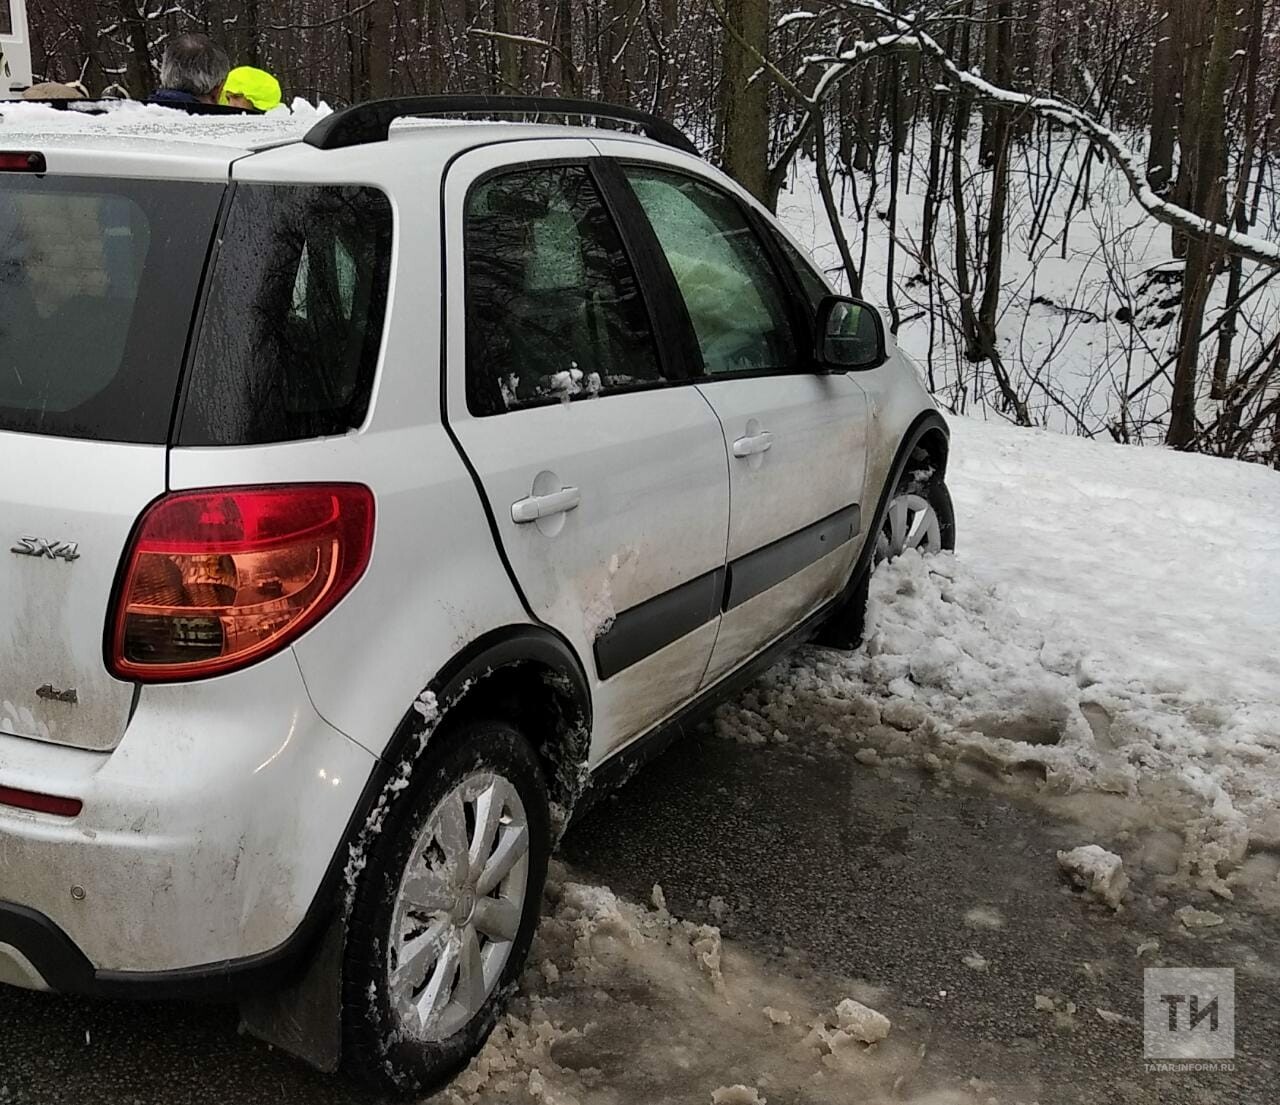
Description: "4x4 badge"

(11, 536), (80, 562)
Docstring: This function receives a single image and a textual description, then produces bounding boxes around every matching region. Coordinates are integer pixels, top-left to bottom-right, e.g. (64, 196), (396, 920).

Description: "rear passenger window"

(465, 165), (664, 416)
(178, 184), (393, 446)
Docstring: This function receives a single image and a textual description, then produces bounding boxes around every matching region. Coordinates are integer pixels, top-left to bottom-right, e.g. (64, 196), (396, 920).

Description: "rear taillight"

(109, 484), (374, 682)
(0, 151), (47, 173)
(0, 786), (82, 818)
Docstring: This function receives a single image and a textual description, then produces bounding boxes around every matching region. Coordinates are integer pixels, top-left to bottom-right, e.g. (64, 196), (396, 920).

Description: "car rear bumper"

(0, 649), (378, 995)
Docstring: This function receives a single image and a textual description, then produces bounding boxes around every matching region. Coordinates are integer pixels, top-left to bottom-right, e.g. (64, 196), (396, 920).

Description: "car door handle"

(511, 486), (581, 524)
(732, 431), (774, 458)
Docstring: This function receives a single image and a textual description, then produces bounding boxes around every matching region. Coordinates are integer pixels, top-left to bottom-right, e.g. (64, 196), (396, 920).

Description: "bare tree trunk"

(1211, 0), (1263, 401)
(1147, 0), (1178, 192)
(1168, 0), (1233, 447)
(718, 0), (769, 201)
(494, 0), (521, 91)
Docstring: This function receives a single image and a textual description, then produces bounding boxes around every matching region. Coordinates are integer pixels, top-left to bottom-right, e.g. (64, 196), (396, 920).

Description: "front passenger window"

(624, 167), (799, 376)
(465, 165), (665, 416)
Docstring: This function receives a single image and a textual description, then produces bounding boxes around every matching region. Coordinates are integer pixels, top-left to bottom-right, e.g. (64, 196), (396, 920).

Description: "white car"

(0, 96), (953, 1093)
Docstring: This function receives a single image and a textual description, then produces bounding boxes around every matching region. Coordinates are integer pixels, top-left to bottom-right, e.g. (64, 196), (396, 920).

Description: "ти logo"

(1144, 967), (1235, 1061)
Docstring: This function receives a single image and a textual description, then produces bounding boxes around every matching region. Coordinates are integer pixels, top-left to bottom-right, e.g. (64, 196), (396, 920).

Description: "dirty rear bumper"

(0, 650), (378, 996)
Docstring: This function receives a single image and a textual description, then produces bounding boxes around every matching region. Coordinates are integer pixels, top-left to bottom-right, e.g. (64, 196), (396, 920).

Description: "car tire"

(342, 718), (550, 1097)
(819, 465), (956, 649)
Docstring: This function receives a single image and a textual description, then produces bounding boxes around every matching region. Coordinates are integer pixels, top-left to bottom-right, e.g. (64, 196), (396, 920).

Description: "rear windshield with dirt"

(0, 176), (222, 443)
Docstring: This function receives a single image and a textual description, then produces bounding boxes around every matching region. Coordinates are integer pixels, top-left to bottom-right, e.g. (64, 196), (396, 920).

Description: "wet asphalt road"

(1, 729), (1276, 1105)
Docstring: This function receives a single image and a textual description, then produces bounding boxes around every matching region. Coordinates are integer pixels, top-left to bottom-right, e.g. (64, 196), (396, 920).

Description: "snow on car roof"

(0, 97), (330, 152)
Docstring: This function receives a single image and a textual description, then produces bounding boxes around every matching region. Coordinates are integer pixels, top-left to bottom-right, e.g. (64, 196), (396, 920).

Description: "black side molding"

(724, 503), (861, 611)
(594, 568), (724, 680)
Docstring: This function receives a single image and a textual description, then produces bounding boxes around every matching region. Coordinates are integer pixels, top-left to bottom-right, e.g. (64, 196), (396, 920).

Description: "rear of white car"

(0, 138), (392, 989)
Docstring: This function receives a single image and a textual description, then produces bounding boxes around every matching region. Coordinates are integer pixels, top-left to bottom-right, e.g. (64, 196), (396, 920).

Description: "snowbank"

(717, 416), (1280, 896)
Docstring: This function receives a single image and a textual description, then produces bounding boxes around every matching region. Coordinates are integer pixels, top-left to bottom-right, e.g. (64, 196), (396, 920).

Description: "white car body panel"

(695, 372), (868, 683)
(0, 433), (161, 751)
(0, 647), (375, 970)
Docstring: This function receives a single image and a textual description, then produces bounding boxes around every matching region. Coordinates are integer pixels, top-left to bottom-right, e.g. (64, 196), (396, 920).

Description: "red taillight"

(109, 484), (375, 682)
(0, 786), (82, 818)
(0, 151), (47, 173)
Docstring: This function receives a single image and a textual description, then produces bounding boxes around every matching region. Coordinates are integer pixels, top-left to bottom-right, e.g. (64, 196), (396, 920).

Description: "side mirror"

(814, 295), (886, 370)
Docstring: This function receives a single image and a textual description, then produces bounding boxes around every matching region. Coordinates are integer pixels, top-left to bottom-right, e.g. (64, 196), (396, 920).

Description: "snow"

(0, 97), (329, 148)
(1056, 844), (1129, 910)
(832, 997), (891, 1044)
(440, 863), (999, 1105)
(716, 415), (1280, 897)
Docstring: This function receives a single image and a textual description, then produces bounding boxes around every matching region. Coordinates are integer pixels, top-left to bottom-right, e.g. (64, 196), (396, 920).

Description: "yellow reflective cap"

(220, 66), (282, 112)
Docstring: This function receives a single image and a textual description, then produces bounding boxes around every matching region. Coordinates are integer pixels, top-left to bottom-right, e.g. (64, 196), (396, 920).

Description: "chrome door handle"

(732, 431), (774, 458)
(511, 486), (581, 524)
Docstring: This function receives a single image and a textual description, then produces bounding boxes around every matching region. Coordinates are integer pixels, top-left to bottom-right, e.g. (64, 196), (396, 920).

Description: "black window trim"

(461, 156), (698, 419)
(612, 157), (822, 382)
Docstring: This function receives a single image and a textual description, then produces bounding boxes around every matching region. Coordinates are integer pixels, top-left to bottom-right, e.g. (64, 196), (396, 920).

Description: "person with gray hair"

(150, 33), (230, 106)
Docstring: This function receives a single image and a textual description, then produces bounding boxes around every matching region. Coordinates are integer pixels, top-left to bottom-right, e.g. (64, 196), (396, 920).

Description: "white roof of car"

(0, 99), (661, 179)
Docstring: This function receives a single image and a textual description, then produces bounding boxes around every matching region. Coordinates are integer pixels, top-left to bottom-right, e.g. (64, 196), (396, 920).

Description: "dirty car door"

(442, 144), (730, 760)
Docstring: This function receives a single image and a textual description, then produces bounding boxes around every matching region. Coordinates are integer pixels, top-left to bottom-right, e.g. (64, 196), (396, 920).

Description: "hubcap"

(875, 491), (942, 564)
(386, 771), (530, 1042)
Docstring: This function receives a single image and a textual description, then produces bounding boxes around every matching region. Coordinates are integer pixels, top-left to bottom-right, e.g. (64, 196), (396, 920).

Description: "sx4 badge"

(11, 536), (80, 562)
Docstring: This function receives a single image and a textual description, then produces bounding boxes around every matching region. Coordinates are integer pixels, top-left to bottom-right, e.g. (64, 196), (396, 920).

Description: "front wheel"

(818, 467), (956, 649)
(342, 719), (550, 1096)
(874, 476), (955, 564)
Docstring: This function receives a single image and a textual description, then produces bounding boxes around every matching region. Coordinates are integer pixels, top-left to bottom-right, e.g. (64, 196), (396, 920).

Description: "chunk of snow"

(711, 1087), (766, 1105)
(1057, 845), (1129, 910)
(1174, 905), (1225, 929)
(833, 998), (890, 1044)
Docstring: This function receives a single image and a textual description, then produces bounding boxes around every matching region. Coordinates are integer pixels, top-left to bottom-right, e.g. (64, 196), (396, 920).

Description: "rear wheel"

(819, 465), (955, 649)
(342, 719), (550, 1096)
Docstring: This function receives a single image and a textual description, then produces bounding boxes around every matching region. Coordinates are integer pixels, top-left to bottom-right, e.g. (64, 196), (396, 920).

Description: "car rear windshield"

(177, 183), (393, 446)
(0, 175), (222, 443)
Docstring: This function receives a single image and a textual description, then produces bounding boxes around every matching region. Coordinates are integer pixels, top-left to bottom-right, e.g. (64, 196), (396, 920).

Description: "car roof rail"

(303, 95), (698, 156)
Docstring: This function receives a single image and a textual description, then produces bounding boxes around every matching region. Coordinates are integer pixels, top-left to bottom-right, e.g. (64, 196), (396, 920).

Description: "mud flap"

(238, 913), (345, 1073)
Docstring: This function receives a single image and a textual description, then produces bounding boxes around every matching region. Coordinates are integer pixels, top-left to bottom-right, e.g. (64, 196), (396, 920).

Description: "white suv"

(0, 96), (953, 1092)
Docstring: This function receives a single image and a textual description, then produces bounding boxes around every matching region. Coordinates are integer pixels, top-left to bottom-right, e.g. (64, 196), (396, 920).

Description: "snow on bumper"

(0, 649), (376, 983)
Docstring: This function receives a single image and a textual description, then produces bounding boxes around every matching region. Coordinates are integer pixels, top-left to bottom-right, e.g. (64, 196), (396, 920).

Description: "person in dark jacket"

(149, 34), (230, 106)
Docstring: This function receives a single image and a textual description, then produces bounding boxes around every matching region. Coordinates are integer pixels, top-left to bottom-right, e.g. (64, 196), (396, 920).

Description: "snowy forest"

(24, 0), (1280, 467)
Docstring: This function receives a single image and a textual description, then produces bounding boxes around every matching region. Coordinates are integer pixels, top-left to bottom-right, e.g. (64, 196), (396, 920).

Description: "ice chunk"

(1057, 845), (1129, 910)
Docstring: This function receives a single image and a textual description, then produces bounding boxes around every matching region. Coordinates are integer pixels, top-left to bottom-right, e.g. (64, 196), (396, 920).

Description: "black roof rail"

(303, 95), (698, 156)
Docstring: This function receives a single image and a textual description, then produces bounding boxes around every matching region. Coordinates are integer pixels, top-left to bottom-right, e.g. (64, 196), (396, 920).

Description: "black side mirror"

(814, 295), (886, 370)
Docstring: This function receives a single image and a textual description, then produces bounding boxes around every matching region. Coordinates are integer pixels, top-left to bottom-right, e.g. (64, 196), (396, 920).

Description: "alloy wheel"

(875, 491), (943, 563)
(386, 771), (531, 1042)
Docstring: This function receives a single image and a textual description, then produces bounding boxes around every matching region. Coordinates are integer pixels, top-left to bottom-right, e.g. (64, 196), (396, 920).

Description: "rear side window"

(178, 184), (393, 446)
(0, 176), (222, 443)
(0, 1), (12, 35)
(464, 164), (664, 416)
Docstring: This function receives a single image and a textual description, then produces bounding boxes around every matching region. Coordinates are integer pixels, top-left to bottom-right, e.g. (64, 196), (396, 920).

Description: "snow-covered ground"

(719, 416), (1280, 897)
